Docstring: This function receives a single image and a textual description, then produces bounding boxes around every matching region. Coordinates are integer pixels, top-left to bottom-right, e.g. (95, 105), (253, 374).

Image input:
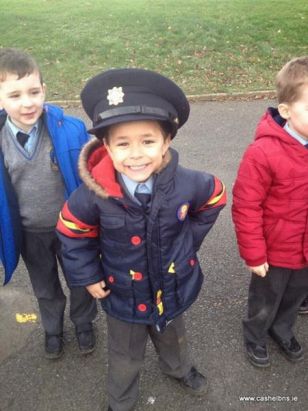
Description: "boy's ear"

(162, 135), (172, 155)
(103, 138), (111, 155)
(278, 103), (290, 120)
(42, 82), (47, 95)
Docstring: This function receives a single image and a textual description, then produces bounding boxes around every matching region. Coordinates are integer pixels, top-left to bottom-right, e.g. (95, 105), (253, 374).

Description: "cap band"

(96, 105), (177, 125)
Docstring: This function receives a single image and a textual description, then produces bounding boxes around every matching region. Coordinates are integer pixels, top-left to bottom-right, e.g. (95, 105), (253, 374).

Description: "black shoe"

(298, 297), (308, 315)
(76, 325), (96, 354)
(269, 330), (304, 362)
(245, 342), (270, 368)
(177, 367), (208, 396)
(45, 333), (64, 360)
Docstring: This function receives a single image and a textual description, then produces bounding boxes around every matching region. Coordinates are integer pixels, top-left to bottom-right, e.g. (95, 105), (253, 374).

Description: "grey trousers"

(21, 230), (97, 335)
(243, 266), (308, 346)
(107, 314), (192, 411)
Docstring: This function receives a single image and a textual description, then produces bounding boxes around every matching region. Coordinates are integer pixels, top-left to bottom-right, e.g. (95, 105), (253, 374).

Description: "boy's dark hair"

(276, 56), (308, 104)
(100, 120), (172, 144)
(0, 48), (43, 83)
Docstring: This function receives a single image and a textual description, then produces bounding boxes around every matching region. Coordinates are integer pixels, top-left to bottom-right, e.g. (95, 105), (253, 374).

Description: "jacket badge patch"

(107, 86), (124, 106)
(156, 290), (164, 315)
(177, 202), (190, 221)
(168, 262), (176, 274)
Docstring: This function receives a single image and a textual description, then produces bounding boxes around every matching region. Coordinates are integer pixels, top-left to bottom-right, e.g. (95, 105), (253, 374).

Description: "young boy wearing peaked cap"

(232, 56), (308, 368)
(0, 48), (97, 359)
(56, 68), (226, 411)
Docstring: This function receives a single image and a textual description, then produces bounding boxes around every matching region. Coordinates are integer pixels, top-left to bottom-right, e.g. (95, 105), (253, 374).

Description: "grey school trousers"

(107, 314), (192, 411)
(243, 266), (308, 346)
(21, 230), (97, 335)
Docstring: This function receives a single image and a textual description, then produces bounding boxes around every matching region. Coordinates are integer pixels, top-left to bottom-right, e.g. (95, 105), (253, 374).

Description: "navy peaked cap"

(80, 68), (190, 138)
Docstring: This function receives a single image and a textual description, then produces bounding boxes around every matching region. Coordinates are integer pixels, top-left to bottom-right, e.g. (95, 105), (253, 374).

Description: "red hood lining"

(87, 145), (123, 198)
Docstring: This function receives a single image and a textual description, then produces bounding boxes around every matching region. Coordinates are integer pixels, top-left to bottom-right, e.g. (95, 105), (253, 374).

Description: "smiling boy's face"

(104, 120), (171, 183)
(0, 71), (45, 132)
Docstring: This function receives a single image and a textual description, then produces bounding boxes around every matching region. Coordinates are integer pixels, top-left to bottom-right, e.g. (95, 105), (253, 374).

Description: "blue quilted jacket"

(57, 140), (226, 331)
(0, 104), (89, 284)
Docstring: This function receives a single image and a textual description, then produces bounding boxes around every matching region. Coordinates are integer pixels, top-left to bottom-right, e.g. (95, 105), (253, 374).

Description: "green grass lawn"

(1, 0), (307, 100)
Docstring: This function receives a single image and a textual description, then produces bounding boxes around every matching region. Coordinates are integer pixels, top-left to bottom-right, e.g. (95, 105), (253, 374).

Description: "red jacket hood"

(254, 108), (304, 151)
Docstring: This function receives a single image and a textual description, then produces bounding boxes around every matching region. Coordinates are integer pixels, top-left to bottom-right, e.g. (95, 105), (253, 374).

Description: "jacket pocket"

(100, 214), (127, 243)
(100, 214), (125, 228)
(170, 254), (202, 305)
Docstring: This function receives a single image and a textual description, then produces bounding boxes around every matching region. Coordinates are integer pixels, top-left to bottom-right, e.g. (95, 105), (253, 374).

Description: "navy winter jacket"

(57, 139), (226, 331)
(0, 104), (89, 284)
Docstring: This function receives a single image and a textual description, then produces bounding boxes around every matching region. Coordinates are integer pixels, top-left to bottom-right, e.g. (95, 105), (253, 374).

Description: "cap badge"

(107, 86), (124, 106)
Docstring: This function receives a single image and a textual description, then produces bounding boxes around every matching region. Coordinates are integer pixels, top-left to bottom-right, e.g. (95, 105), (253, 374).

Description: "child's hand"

(248, 263), (269, 277)
(86, 281), (111, 299)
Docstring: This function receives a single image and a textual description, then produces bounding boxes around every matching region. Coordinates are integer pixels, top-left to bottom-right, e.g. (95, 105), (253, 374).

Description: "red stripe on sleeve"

(56, 202), (98, 238)
(196, 177), (227, 212)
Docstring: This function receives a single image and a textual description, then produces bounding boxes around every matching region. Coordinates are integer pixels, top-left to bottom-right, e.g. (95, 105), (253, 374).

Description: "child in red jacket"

(232, 56), (308, 367)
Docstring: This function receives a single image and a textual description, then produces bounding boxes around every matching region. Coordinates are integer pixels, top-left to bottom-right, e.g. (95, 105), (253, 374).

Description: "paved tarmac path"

(0, 100), (307, 411)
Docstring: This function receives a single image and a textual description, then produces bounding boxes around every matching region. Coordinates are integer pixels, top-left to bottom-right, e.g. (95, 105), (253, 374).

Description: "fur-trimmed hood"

(78, 138), (173, 200)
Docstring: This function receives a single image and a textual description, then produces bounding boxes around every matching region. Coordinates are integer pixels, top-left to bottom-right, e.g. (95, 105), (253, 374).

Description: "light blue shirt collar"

(284, 122), (308, 146)
(121, 174), (153, 200)
(6, 116), (39, 138)
(6, 117), (41, 154)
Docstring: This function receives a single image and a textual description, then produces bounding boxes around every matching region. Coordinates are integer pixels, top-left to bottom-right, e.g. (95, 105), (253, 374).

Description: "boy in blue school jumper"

(56, 68), (226, 411)
(0, 48), (97, 359)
